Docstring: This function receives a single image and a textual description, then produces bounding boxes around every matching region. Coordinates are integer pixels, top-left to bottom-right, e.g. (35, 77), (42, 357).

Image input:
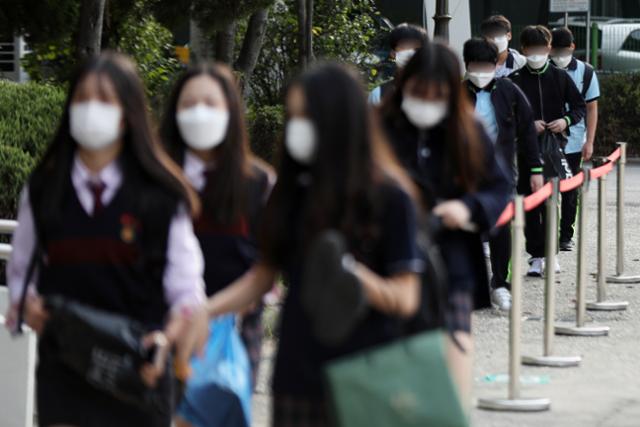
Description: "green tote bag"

(325, 330), (468, 427)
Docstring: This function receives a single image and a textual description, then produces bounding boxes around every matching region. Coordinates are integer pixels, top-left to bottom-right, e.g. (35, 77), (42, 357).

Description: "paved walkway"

(253, 164), (640, 427)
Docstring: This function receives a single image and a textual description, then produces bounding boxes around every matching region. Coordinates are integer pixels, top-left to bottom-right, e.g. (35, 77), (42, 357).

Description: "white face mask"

(401, 96), (448, 129)
(395, 49), (417, 68)
(467, 71), (496, 89)
(492, 35), (509, 53)
(70, 101), (122, 151)
(551, 54), (572, 69)
(526, 54), (549, 69)
(177, 104), (230, 150)
(285, 118), (317, 164)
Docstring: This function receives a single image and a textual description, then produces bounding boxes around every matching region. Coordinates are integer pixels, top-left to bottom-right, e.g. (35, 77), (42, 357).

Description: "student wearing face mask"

(509, 25), (586, 276)
(462, 37), (543, 311)
(161, 63), (275, 402)
(205, 63), (424, 426)
(380, 43), (511, 405)
(368, 23), (429, 105)
(480, 15), (526, 78)
(551, 27), (600, 252)
(4, 52), (208, 427)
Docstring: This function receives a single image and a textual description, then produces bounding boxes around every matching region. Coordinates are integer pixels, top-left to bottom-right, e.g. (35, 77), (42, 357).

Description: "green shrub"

(0, 144), (35, 219)
(597, 73), (640, 157)
(247, 104), (284, 164)
(0, 80), (65, 158)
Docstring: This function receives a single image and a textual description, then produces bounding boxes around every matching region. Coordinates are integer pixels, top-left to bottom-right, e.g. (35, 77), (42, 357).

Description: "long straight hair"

(381, 42), (485, 192)
(161, 63), (272, 225)
(261, 63), (418, 267)
(29, 52), (199, 231)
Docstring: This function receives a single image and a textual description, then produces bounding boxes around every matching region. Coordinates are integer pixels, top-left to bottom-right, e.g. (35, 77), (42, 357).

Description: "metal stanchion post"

(587, 159), (629, 311)
(478, 197), (551, 411)
(555, 168), (610, 336)
(522, 179), (581, 367)
(607, 142), (640, 283)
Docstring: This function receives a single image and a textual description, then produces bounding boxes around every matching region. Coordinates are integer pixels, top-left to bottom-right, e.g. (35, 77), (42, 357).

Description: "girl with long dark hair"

(5, 52), (208, 427)
(161, 63), (274, 425)
(205, 63), (424, 426)
(380, 42), (510, 407)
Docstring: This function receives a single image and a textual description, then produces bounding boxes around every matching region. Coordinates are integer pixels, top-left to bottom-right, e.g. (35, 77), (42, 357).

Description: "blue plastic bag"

(177, 315), (252, 427)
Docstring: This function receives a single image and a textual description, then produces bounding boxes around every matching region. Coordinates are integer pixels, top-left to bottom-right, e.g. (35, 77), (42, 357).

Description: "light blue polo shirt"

(564, 58), (600, 154)
(474, 90), (498, 144)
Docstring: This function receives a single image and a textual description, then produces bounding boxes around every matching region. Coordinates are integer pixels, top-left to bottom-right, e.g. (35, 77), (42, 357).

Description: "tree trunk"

(190, 19), (213, 61)
(215, 21), (237, 65)
(296, 0), (307, 69)
(76, 0), (106, 60)
(235, 8), (270, 88)
(296, 0), (314, 69)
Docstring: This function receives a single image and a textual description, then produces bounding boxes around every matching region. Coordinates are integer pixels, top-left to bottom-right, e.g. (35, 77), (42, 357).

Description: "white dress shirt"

(6, 154), (206, 310)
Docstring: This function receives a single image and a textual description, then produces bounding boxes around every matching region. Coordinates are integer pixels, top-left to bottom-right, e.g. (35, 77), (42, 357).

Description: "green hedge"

(247, 104), (284, 164)
(0, 80), (65, 158)
(0, 81), (64, 219)
(0, 144), (35, 219)
(597, 73), (640, 157)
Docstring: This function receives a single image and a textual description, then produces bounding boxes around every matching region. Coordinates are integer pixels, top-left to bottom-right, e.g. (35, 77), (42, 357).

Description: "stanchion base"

(522, 355), (581, 367)
(607, 275), (640, 284)
(586, 300), (629, 311)
(554, 322), (609, 336)
(477, 397), (551, 412)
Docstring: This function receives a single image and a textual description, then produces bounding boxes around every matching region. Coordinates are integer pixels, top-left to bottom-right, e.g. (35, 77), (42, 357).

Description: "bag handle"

(15, 243), (41, 336)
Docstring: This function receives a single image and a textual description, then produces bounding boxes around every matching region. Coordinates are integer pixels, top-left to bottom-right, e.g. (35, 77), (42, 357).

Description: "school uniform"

(509, 61), (586, 258)
(559, 58), (600, 244)
(383, 114), (511, 323)
(7, 155), (206, 427)
(465, 78), (542, 289)
(368, 79), (395, 105)
(495, 48), (527, 78)
(183, 150), (274, 383)
(270, 180), (424, 426)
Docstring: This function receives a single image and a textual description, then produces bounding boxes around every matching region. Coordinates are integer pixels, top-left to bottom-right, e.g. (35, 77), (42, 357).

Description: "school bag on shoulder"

(15, 246), (174, 415)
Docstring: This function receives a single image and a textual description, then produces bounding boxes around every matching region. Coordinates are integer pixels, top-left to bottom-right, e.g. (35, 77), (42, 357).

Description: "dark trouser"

(489, 224), (511, 290)
(560, 152), (583, 242)
(516, 174), (546, 258)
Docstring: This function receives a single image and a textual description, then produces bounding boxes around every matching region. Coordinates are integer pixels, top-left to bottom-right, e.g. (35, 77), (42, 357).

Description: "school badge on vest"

(120, 213), (139, 243)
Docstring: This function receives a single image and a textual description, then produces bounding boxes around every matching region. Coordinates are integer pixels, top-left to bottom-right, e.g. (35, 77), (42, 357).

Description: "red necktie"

(88, 181), (106, 215)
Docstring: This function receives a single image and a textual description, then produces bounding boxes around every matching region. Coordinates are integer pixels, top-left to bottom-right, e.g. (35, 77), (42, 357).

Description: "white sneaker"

(483, 242), (491, 259)
(527, 257), (544, 277)
(491, 287), (512, 311)
(554, 259), (561, 273)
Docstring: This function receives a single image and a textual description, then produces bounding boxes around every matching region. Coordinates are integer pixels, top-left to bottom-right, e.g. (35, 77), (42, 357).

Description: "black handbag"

(300, 230), (368, 347)
(540, 130), (572, 179)
(15, 246), (173, 415)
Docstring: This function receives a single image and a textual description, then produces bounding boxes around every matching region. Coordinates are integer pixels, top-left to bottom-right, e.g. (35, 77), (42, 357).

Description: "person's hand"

(433, 200), (471, 230)
(582, 142), (594, 161)
(547, 118), (568, 134)
(530, 174), (544, 193)
(139, 331), (169, 388)
(24, 294), (48, 335)
(534, 120), (547, 135)
(165, 305), (209, 381)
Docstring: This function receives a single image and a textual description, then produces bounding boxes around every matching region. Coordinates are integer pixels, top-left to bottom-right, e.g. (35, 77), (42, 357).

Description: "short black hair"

(520, 25), (552, 48)
(480, 15), (511, 36)
(389, 23), (429, 50)
(551, 27), (574, 48)
(463, 38), (498, 65)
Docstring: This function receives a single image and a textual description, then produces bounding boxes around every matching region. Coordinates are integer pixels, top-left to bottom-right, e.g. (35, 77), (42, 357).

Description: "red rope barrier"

(590, 160), (614, 180)
(559, 171), (585, 193)
(494, 148), (621, 227)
